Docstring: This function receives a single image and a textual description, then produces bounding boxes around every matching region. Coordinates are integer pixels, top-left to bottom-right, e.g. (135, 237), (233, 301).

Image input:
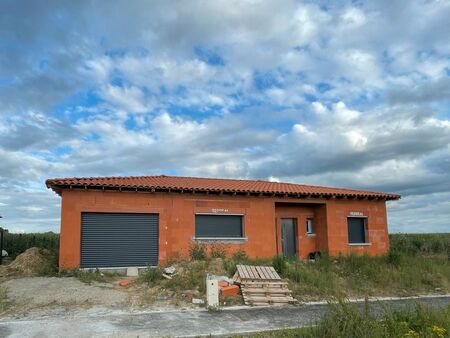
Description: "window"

(306, 218), (314, 234)
(347, 217), (368, 244)
(195, 215), (243, 238)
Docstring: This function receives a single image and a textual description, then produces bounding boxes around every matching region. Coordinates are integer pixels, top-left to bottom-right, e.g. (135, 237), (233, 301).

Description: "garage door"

(80, 212), (159, 268)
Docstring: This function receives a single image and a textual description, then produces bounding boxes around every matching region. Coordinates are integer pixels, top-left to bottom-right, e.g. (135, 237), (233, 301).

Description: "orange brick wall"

(326, 199), (389, 256)
(58, 190), (390, 269)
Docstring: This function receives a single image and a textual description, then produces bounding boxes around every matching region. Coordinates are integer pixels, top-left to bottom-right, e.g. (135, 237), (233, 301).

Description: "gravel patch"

(3, 277), (127, 307)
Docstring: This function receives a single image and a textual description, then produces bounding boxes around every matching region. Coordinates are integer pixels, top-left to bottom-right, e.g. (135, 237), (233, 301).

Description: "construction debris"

(118, 279), (132, 288)
(163, 265), (176, 275)
(220, 285), (240, 297)
(162, 273), (172, 280)
(192, 298), (205, 305)
(207, 274), (234, 285)
(218, 280), (228, 288)
(233, 264), (297, 306)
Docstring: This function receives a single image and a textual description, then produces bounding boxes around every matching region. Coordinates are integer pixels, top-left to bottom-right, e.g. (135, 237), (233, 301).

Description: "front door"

(281, 218), (297, 257)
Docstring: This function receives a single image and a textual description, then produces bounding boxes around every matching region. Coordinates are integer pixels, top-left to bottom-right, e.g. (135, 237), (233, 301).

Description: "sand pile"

(1, 247), (54, 277)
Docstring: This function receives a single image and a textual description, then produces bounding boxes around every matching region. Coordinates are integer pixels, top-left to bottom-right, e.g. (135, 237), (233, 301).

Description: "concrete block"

(126, 267), (139, 277)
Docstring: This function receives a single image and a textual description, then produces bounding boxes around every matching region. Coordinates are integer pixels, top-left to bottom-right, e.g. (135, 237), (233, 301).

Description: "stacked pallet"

(233, 264), (297, 306)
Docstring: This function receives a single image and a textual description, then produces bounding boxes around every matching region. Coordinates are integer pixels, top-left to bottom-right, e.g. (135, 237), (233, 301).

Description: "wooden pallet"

(233, 265), (281, 284)
(233, 265), (297, 306)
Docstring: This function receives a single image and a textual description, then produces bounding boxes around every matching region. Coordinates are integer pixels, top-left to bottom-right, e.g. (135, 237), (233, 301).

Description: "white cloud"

(341, 8), (367, 27)
(0, 0), (449, 233)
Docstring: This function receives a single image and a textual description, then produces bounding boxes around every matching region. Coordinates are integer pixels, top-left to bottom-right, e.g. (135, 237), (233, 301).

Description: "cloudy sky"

(1, 0), (450, 233)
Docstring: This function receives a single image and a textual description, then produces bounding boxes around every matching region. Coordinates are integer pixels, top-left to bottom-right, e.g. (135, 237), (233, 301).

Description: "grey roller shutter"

(195, 215), (243, 238)
(81, 212), (158, 268)
(347, 217), (366, 244)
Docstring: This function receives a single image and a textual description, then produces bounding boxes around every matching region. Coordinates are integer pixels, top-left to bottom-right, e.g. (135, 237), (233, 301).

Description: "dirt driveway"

(4, 277), (127, 309)
(1, 276), (197, 317)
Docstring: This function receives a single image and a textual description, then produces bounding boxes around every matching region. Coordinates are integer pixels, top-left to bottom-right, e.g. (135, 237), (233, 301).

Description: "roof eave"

(45, 184), (400, 201)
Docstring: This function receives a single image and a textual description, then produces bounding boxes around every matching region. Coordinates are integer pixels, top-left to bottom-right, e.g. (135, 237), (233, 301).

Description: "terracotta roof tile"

(45, 175), (400, 200)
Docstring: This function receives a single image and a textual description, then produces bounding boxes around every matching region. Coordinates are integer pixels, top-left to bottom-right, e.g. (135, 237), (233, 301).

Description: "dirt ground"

(0, 248), (243, 317)
(4, 277), (127, 307)
(0, 248), (209, 317)
(0, 276), (201, 317)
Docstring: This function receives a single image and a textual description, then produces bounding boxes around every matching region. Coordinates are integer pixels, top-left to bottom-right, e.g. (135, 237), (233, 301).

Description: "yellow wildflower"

(431, 325), (446, 338)
(404, 329), (420, 338)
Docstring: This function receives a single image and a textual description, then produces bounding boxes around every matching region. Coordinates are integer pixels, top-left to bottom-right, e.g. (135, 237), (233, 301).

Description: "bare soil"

(0, 276), (201, 317)
(0, 250), (235, 317)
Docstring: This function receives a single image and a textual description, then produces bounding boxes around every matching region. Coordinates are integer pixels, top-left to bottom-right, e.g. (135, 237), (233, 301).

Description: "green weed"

(139, 267), (164, 285)
(210, 244), (226, 259)
(272, 255), (287, 276)
(59, 268), (115, 284)
(237, 301), (450, 338)
(189, 243), (207, 260)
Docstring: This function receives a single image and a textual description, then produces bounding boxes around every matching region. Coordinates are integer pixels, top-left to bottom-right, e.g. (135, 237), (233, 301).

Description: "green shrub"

(231, 249), (248, 262)
(272, 255), (287, 276)
(189, 243), (207, 260)
(315, 251), (332, 271)
(285, 264), (303, 282)
(140, 267), (163, 284)
(37, 250), (59, 276)
(223, 259), (238, 276)
(210, 244), (226, 259)
(385, 250), (402, 267)
(164, 260), (207, 293)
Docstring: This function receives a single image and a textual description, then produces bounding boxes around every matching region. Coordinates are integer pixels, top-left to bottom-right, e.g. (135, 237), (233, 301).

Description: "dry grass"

(0, 285), (10, 313)
(136, 235), (450, 304)
(234, 301), (450, 338)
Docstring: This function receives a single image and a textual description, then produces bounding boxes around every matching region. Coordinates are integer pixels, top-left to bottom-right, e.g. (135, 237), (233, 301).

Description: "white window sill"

(348, 242), (371, 246)
(306, 233), (316, 237)
(192, 237), (248, 243)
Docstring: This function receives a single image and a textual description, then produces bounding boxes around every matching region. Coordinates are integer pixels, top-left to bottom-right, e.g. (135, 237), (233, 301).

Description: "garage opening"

(80, 212), (159, 268)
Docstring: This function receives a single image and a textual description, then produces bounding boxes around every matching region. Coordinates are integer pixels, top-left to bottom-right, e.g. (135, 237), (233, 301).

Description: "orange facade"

(58, 189), (391, 269)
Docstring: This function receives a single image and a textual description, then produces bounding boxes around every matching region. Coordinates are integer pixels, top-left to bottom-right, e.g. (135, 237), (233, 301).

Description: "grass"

(0, 285), (10, 312)
(163, 235), (450, 301)
(24, 234), (450, 300)
(275, 234), (450, 301)
(139, 267), (164, 284)
(390, 233), (450, 256)
(235, 301), (450, 338)
(57, 268), (119, 284)
(284, 250), (450, 300)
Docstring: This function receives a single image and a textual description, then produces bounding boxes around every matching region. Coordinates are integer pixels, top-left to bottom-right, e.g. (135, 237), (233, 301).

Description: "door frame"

(281, 218), (298, 257)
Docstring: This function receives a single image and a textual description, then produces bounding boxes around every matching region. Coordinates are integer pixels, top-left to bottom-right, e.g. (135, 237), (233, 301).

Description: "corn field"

(2, 232), (59, 259)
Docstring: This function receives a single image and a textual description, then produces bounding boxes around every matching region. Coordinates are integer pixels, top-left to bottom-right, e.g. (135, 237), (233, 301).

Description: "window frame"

(306, 218), (315, 235)
(193, 213), (246, 241)
(347, 216), (370, 245)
